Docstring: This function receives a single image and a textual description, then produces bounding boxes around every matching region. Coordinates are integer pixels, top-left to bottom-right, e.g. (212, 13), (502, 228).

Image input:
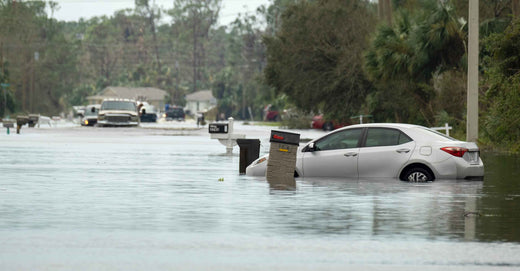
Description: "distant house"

(87, 86), (169, 111)
(184, 90), (217, 115)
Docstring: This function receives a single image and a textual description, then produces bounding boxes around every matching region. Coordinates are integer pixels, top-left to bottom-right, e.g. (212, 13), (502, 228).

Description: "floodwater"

(1, 122), (520, 270)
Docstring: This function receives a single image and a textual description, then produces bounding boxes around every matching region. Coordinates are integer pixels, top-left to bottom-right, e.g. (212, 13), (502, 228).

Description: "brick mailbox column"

(266, 130), (300, 189)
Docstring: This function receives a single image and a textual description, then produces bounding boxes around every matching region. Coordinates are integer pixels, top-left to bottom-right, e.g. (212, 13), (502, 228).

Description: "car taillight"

(441, 147), (468, 157)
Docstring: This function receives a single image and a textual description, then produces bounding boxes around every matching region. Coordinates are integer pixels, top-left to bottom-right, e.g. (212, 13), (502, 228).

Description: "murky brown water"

(1, 124), (519, 270)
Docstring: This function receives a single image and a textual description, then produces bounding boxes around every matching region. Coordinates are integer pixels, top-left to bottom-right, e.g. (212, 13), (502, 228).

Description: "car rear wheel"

(403, 167), (433, 182)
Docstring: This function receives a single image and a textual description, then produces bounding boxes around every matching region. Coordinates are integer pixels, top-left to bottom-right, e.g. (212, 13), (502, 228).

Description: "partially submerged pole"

(467, 0), (479, 142)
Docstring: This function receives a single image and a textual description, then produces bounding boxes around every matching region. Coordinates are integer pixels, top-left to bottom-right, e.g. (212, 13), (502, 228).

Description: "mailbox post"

(209, 117), (245, 154)
(266, 130), (300, 189)
(2, 119), (14, 135)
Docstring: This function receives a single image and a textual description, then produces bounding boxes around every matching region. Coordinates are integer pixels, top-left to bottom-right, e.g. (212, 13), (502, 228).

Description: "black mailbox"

(2, 121), (14, 128)
(28, 114), (39, 127)
(236, 139), (261, 175)
(209, 123), (228, 134)
(269, 130), (300, 145)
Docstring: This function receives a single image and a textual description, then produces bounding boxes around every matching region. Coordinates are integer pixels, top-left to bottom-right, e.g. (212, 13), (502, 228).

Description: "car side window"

(398, 132), (413, 145)
(365, 128), (412, 147)
(314, 128), (362, 151)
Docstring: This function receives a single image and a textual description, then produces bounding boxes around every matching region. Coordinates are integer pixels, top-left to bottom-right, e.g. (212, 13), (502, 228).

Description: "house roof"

(185, 90), (215, 102)
(100, 86), (168, 101)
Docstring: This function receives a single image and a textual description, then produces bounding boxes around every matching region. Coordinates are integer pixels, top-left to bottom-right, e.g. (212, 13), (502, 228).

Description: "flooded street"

(1, 123), (520, 270)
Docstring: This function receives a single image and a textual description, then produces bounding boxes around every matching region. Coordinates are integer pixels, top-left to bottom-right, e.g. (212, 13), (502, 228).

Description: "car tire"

(403, 167), (434, 182)
(323, 122), (334, 131)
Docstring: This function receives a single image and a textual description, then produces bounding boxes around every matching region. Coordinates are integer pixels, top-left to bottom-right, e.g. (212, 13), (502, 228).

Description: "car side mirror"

(306, 142), (316, 152)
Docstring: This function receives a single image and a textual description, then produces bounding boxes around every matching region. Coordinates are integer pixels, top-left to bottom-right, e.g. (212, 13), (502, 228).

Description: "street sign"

(0, 83), (9, 87)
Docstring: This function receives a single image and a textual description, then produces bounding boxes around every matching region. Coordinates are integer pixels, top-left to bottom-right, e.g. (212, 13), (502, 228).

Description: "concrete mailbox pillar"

(266, 130), (300, 189)
(236, 139), (260, 175)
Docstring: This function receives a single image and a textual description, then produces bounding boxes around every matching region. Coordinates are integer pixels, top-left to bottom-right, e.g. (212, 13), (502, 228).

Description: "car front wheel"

(403, 167), (433, 182)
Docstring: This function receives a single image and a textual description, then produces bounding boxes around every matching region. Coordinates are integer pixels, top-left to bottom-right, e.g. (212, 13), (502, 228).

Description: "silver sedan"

(246, 123), (484, 181)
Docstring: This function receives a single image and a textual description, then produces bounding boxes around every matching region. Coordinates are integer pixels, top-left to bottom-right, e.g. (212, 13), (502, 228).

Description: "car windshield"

(101, 101), (136, 111)
(415, 127), (456, 141)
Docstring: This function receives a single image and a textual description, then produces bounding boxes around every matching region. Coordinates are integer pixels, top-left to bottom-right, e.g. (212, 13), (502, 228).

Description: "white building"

(87, 86), (169, 111)
(184, 90), (217, 115)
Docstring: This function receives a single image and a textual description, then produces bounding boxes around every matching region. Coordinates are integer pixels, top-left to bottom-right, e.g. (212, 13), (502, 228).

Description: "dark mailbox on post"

(2, 121), (14, 128)
(208, 123), (228, 134)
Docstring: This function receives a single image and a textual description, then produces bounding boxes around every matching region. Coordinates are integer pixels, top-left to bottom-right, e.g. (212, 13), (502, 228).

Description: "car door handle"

(396, 148), (410, 153)
(344, 152), (358, 157)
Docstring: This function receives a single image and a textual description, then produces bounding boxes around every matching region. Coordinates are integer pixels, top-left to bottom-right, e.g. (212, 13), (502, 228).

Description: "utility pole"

(467, 0), (479, 142)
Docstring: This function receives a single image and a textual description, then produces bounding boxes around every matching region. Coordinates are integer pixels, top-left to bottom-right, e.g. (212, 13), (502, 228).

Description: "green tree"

(364, 1), (465, 125)
(135, 0), (162, 72)
(169, 0), (221, 93)
(0, 60), (16, 117)
(264, 0), (376, 120)
(84, 17), (123, 88)
(0, 0), (78, 115)
(211, 12), (271, 120)
(483, 17), (520, 148)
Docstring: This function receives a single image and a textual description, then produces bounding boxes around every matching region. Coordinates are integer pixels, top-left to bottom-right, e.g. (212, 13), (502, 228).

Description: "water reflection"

(280, 177), (484, 241)
(267, 176), (296, 191)
(477, 152), (520, 243)
(1, 129), (520, 254)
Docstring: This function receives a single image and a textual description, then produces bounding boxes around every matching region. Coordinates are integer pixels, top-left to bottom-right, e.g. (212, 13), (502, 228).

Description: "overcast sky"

(49, 0), (271, 26)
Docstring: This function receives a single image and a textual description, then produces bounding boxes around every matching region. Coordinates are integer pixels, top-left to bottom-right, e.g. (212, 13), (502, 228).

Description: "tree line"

(1, 0), (519, 149)
(0, 0), (271, 120)
(264, 0), (520, 149)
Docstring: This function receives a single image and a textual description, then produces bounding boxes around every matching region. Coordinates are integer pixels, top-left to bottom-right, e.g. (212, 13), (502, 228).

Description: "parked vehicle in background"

(73, 105), (86, 118)
(138, 101), (157, 123)
(263, 104), (280, 121)
(97, 99), (139, 127)
(311, 115), (349, 131)
(163, 106), (185, 121)
(81, 104), (100, 126)
(265, 110), (279, 121)
(246, 123), (484, 182)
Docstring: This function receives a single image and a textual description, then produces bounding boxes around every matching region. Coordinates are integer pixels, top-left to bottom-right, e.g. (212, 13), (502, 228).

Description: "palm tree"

(364, 1), (465, 125)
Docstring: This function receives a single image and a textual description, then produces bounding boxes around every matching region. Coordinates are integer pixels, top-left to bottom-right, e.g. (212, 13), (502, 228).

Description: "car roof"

(340, 123), (425, 130)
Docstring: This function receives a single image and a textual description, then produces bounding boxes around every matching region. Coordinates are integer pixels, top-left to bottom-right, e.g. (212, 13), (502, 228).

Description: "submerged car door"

(357, 127), (416, 178)
(301, 128), (363, 177)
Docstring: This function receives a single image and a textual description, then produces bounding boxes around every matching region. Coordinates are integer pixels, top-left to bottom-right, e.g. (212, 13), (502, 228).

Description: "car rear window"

(415, 127), (456, 141)
(365, 128), (412, 147)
